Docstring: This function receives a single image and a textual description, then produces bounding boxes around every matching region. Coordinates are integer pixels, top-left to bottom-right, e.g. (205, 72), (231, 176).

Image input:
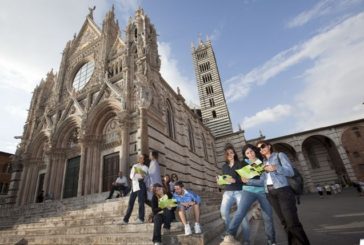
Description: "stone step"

(5, 201), (220, 229)
(0, 208), (220, 237)
(0, 233), (156, 245)
(0, 191), (224, 245)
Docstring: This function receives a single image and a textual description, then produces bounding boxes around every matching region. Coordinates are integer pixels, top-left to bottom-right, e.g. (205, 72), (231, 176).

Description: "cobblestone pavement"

(251, 188), (364, 245)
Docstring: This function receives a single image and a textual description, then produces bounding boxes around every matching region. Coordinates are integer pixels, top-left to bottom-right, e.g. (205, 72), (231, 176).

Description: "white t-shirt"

(265, 161), (273, 185)
(130, 163), (149, 192)
(115, 176), (128, 186)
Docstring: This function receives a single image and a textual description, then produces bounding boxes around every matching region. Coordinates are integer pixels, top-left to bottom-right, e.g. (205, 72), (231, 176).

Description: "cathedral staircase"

(0, 191), (234, 245)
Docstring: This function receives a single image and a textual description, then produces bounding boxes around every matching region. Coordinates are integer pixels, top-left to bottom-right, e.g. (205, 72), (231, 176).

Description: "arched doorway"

(341, 126), (364, 181)
(302, 135), (349, 186)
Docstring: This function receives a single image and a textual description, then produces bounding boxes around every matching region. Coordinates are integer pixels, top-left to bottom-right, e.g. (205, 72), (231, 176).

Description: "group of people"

(316, 183), (342, 198)
(219, 140), (310, 245)
(111, 150), (202, 245)
(107, 140), (311, 245)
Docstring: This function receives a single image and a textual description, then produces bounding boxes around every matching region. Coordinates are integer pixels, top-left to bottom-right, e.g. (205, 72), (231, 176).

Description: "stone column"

(139, 108), (149, 154)
(27, 163), (38, 203)
(336, 144), (357, 183)
(7, 159), (24, 205)
(18, 164), (30, 205)
(77, 143), (87, 196)
(43, 152), (51, 195)
(119, 112), (130, 176)
(296, 151), (315, 192)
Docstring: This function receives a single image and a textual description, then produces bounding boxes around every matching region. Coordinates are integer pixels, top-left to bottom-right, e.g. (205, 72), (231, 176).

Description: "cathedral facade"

(8, 8), (244, 206)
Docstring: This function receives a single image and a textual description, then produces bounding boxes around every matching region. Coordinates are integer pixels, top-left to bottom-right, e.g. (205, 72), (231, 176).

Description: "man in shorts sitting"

(173, 181), (202, 235)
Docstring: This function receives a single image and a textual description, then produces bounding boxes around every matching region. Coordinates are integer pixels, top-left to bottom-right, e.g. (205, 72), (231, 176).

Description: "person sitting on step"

(151, 183), (174, 245)
(106, 171), (129, 200)
(173, 181), (202, 235)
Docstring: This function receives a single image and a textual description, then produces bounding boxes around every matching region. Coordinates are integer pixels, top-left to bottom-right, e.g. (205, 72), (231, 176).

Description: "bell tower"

(192, 38), (233, 137)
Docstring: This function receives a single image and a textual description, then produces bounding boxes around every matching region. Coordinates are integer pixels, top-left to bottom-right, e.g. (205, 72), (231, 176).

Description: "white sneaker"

(194, 223), (202, 234)
(223, 235), (239, 243)
(115, 219), (127, 225)
(154, 243), (161, 245)
(135, 218), (144, 224)
(184, 224), (192, 235)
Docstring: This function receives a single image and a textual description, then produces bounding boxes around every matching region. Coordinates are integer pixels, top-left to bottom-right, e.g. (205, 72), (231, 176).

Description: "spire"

(198, 32), (203, 46)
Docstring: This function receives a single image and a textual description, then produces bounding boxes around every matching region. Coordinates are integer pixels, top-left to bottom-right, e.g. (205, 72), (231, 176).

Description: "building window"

(353, 151), (360, 158)
(202, 73), (212, 83)
(352, 127), (362, 138)
(202, 135), (208, 161)
(166, 99), (176, 139)
(188, 121), (195, 152)
(206, 85), (214, 95)
(209, 98), (215, 107)
(199, 62), (211, 73)
(73, 61), (95, 91)
(197, 51), (208, 60)
(212, 110), (217, 118)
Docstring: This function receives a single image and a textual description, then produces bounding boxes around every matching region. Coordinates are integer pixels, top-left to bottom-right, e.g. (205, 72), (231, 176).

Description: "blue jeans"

(123, 181), (147, 222)
(220, 190), (249, 239)
(228, 190), (276, 243)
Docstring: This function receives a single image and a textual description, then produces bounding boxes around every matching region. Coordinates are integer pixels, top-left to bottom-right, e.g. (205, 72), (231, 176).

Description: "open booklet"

(217, 175), (234, 185)
(158, 194), (177, 209)
(134, 166), (147, 175)
(236, 159), (265, 179)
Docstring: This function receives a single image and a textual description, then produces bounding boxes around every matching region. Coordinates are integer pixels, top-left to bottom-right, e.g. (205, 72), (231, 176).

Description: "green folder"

(236, 163), (264, 179)
(158, 194), (177, 209)
(134, 167), (147, 175)
(217, 175), (233, 185)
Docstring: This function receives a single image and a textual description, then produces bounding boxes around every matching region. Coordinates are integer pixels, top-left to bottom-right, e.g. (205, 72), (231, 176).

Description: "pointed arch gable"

(87, 99), (122, 136)
(53, 116), (82, 148)
(28, 131), (49, 159)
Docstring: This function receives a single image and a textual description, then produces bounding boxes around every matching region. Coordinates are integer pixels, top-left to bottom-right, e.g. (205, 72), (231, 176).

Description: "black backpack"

(277, 153), (304, 196)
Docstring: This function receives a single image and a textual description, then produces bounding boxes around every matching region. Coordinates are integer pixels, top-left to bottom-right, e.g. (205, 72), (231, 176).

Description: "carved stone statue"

(88, 6), (96, 19)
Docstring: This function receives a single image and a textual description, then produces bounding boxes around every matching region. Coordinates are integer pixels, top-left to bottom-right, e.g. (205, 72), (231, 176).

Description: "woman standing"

(151, 183), (174, 245)
(118, 154), (149, 224)
(220, 146), (249, 244)
(239, 144), (276, 245)
(252, 140), (310, 245)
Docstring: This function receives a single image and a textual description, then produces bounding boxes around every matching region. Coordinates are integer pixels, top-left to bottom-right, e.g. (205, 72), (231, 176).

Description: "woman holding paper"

(151, 183), (174, 245)
(237, 144), (276, 245)
(118, 154), (149, 225)
(251, 140), (310, 245)
(219, 146), (249, 245)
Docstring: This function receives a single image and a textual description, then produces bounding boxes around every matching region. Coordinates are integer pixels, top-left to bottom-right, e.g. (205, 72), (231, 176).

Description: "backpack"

(277, 153), (304, 196)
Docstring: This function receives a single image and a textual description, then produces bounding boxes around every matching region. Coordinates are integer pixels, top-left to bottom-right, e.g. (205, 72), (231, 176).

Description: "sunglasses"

(258, 144), (267, 150)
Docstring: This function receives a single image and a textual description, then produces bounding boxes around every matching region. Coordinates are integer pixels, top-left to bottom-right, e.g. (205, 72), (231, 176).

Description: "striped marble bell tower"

(192, 37), (233, 137)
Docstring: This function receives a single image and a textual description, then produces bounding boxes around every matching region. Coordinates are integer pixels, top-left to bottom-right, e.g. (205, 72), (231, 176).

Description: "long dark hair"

(142, 153), (150, 167)
(242, 144), (263, 161)
(224, 145), (239, 163)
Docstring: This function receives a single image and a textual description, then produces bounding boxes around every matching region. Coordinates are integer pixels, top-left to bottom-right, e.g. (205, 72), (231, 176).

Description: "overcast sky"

(1, 0), (364, 153)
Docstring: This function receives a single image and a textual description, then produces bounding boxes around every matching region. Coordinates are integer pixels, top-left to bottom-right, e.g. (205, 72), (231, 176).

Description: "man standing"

(173, 181), (202, 235)
(146, 151), (162, 202)
(106, 171), (129, 199)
